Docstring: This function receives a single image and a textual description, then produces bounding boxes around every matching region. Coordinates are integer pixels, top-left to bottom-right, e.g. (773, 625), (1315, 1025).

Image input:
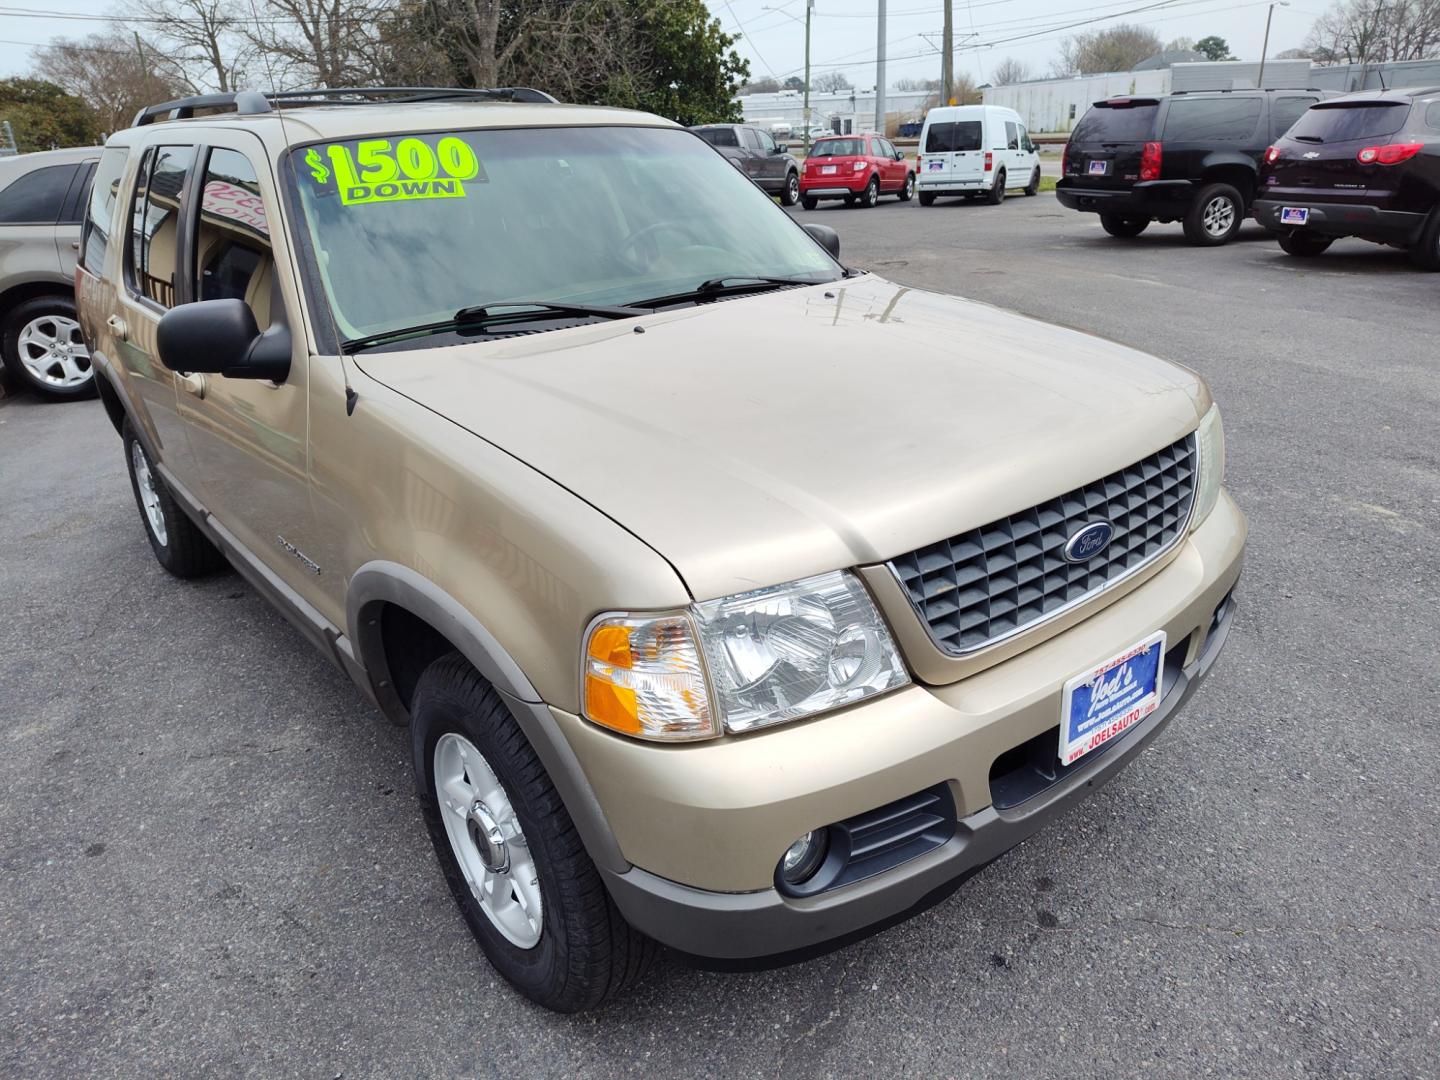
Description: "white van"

(916, 105), (1041, 206)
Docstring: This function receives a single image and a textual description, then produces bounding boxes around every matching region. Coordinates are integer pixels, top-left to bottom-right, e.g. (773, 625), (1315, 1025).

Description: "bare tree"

(1305, 0), (1440, 63)
(125, 0), (254, 92)
(811, 70), (853, 92)
(893, 76), (939, 91)
(1052, 24), (1163, 75)
(243, 0), (390, 88)
(39, 31), (187, 133)
(989, 56), (1030, 84)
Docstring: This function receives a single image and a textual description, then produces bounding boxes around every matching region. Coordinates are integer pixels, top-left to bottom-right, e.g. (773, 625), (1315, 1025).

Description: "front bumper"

(557, 491), (1246, 961)
(1055, 179), (1196, 219)
(1253, 198), (1425, 243)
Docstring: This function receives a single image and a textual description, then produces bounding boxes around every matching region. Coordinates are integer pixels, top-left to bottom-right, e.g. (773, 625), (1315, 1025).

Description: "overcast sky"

(0, 0), (1326, 87)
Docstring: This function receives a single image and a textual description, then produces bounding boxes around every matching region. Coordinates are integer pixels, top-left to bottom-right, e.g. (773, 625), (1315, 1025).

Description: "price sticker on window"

(303, 136), (487, 206)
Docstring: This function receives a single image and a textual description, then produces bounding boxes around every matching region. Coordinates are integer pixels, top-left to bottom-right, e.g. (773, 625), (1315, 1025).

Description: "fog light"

(779, 829), (829, 885)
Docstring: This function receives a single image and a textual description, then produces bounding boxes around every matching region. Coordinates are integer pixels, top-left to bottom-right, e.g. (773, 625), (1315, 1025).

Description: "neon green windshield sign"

(304, 136), (486, 206)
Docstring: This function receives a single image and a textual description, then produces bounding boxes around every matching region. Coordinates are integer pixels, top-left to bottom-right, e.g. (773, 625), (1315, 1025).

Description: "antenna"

(242, 0), (361, 416)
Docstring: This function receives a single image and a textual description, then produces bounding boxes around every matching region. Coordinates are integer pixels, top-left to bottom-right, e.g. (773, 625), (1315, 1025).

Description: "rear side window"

(1070, 102), (1160, 144)
(127, 144), (196, 309)
(924, 122), (982, 152)
(1428, 101), (1440, 130)
(1271, 97), (1319, 137)
(1162, 97), (1262, 142)
(81, 148), (127, 272)
(697, 128), (738, 148)
(812, 138), (866, 156)
(0, 163), (80, 224)
(1288, 102), (1410, 143)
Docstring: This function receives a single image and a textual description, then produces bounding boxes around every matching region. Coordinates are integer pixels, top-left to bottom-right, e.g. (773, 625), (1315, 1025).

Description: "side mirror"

(802, 222), (840, 260)
(157, 298), (291, 382)
(773, 143), (788, 154)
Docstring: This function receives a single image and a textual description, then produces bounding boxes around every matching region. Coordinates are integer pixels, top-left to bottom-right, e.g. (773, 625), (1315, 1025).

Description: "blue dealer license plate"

(1281, 206), (1309, 225)
(1060, 632), (1165, 765)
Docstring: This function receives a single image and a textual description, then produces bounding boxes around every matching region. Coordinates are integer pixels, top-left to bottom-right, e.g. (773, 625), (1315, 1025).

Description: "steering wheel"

(617, 220), (704, 272)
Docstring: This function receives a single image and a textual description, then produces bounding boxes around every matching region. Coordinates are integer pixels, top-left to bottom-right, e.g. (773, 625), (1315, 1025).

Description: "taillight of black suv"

(1254, 87), (1440, 269)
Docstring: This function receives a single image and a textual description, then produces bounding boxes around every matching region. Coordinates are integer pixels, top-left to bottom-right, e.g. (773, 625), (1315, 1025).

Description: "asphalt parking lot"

(3, 193), (1438, 1078)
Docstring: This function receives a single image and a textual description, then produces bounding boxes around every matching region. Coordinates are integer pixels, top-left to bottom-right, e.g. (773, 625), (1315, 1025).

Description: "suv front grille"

(890, 434), (1197, 656)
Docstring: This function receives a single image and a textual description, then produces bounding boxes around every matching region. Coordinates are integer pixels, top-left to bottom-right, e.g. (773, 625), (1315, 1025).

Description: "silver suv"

(0, 146), (102, 399)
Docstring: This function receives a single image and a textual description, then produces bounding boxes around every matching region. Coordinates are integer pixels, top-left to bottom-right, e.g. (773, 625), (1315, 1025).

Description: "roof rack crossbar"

(1170, 87), (1327, 95)
(131, 85), (557, 127)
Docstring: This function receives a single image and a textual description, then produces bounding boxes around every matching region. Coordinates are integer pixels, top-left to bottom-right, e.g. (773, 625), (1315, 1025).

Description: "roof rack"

(132, 86), (558, 127)
(1169, 87), (1327, 95)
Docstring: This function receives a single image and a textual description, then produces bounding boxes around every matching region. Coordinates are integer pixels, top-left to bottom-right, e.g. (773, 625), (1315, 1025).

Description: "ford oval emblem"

(1063, 522), (1113, 563)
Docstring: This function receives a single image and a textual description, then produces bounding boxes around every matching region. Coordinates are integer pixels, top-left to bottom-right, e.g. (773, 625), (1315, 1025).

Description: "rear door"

(922, 119), (985, 184)
(55, 160), (96, 278)
(1271, 99), (1415, 207)
(0, 161), (81, 279)
(1064, 99), (1161, 187)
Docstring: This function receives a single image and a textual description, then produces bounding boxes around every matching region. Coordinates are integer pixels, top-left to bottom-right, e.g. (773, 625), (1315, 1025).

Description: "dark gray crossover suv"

(0, 146), (103, 399)
(691, 123), (802, 205)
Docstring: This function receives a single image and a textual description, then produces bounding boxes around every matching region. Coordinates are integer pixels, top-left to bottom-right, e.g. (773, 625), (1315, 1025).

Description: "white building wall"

(738, 88), (934, 133)
(983, 69), (1171, 133)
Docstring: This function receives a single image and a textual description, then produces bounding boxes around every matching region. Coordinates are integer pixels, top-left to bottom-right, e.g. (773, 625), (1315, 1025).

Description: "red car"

(800, 133), (915, 209)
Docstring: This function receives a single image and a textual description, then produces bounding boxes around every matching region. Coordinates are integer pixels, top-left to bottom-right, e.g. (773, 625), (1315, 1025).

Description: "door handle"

(178, 372), (206, 399)
(105, 314), (128, 340)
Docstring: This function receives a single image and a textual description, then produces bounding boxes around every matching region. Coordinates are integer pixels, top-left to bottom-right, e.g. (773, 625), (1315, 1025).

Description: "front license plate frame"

(1059, 631), (1166, 766)
(1281, 206), (1309, 225)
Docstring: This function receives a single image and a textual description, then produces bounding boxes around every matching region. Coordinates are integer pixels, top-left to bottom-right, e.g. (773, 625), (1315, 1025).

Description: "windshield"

(811, 138), (865, 157)
(291, 125), (840, 342)
(1288, 102), (1410, 143)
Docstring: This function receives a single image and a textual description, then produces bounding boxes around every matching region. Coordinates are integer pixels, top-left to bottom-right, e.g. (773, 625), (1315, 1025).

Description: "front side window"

(924, 122), (981, 153)
(128, 144), (196, 308)
(0, 163), (81, 224)
(81, 147), (128, 272)
(741, 127), (762, 151)
(292, 125), (840, 345)
(196, 148), (274, 329)
(1162, 97), (1263, 142)
(756, 129), (777, 154)
(1006, 121), (1019, 150)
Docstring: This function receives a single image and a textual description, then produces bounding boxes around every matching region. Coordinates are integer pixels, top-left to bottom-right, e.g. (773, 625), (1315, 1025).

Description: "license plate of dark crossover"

(1281, 206), (1309, 225)
(1059, 631), (1166, 766)
(1088, 160), (1109, 175)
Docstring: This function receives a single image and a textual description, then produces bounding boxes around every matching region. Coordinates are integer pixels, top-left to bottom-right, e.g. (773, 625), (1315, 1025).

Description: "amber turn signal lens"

(581, 615), (716, 741)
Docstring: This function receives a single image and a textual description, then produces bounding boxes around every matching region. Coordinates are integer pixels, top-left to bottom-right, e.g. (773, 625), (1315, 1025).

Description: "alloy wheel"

(130, 442), (168, 547)
(434, 732), (543, 949)
(1202, 195), (1236, 237)
(17, 314), (91, 389)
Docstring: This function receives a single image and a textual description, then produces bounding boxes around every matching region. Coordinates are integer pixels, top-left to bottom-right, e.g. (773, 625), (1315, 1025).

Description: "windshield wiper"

(629, 275), (820, 309)
(343, 300), (647, 353)
(1292, 135), (1323, 143)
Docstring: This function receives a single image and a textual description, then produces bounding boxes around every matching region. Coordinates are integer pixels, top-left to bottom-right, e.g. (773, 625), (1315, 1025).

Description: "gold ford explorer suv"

(78, 87), (1246, 1012)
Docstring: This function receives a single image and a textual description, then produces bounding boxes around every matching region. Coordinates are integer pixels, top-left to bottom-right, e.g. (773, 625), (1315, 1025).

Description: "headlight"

(1190, 404), (1225, 531)
(582, 570), (910, 741)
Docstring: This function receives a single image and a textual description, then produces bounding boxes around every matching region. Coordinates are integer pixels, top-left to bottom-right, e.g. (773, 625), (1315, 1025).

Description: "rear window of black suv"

(1288, 101), (1410, 143)
(1070, 101), (1159, 143)
(1162, 97), (1262, 142)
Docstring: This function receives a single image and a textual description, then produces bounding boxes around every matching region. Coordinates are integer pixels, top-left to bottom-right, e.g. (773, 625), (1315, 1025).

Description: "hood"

(353, 277), (1208, 601)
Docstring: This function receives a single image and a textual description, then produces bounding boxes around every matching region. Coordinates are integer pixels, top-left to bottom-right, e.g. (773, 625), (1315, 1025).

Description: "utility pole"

(941, 0), (954, 105)
(875, 0), (887, 133)
(1256, 1), (1289, 88)
(805, 0), (814, 150)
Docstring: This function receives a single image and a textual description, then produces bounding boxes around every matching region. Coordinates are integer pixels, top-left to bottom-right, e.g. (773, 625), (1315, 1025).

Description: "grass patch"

(1038, 175), (1058, 193)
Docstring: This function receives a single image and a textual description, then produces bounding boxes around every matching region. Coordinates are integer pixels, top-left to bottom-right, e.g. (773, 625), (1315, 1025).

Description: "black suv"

(1254, 88), (1440, 268)
(1057, 89), (1332, 245)
(690, 123), (802, 206)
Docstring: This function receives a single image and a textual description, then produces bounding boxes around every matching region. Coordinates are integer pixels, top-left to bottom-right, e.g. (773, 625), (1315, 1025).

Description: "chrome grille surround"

(890, 434), (1198, 657)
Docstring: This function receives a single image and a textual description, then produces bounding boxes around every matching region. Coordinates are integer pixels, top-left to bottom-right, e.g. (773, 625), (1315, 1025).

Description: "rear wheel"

(1410, 206), (1440, 270)
(1024, 167), (1041, 196)
(1100, 214), (1150, 238)
(918, 191), (935, 207)
(801, 195), (818, 211)
(1, 295), (96, 401)
(1277, 232), (1334, 258)
(860, 176), (880, 208)
(780, 170), (800, 207)
(412, 654), (656, 1012)
(1183, 182), (1243, 246)
(986, 170), (1007, 205)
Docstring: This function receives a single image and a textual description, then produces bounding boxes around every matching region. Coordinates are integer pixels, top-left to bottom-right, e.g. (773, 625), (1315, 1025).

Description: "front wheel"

(413, 654), (656, 1012)
(122, 421), (225, 578)
(1, 295), (96, 401)
(859, 176), (880, 208)
(1024, 167), (1041, 196)
(1277, 232), (1334, 258)
(986, 170), (1007, 205)
(801, 195), (818, 211)
(780, 170), (800, 207)
(1183, 182), (1243, 245)
(897, 172), (915, 201)
(1100, 214), (1150, 238)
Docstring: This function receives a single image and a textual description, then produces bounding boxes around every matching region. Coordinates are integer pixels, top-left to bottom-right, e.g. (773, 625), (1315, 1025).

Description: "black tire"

(1100, 214), (1150, 238)
(1024, 167), (1041, 196)
(986, 170), (1006, 205)
(1183, 182), (1244, 246)
(1, 294), (97, 401)
(843, 194), (857, 207)
(121, 421), (226, 578)
(801, 195), (818, 211)
(859, 176), (880, 208)
(1277, 231), (1334, 258)
(1409, 206), (1440, 270)
(412, 654), (657, 1013)
(918, 191), (935, 207)
(780, 170), (800, 207)
(897, 172), (915, 202)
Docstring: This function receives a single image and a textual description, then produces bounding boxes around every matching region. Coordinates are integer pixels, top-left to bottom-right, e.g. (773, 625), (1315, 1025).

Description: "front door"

(170, 135), (326, 616)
